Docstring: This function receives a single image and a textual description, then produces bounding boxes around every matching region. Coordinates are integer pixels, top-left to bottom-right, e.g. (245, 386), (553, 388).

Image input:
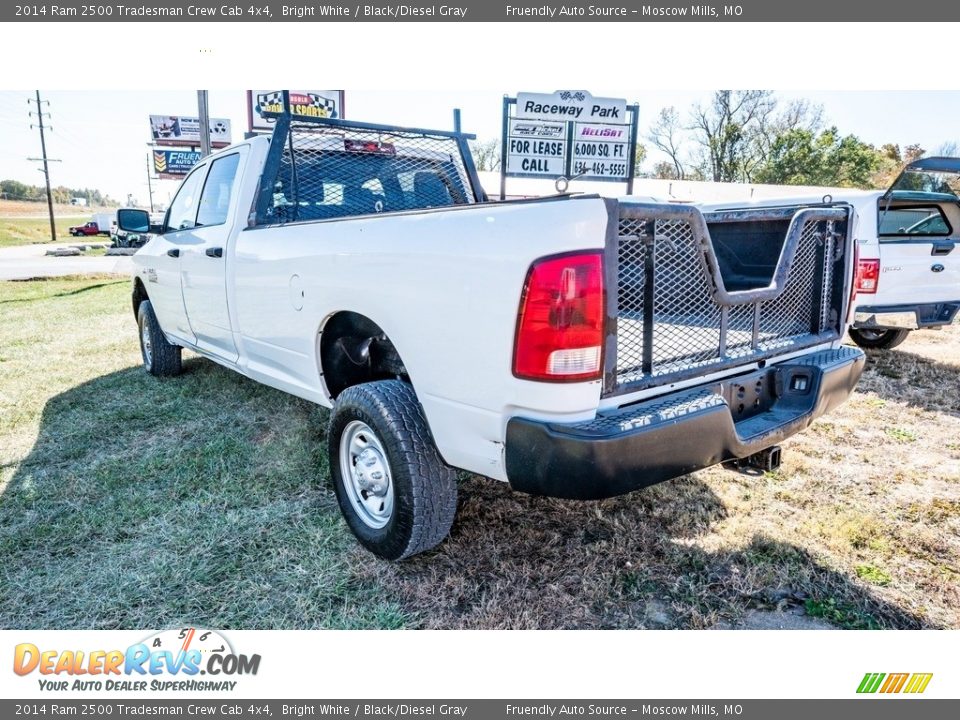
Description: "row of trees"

(646, 90), (898, 188)
(0, 179), (118, 207)
(473, 91), (951, 190)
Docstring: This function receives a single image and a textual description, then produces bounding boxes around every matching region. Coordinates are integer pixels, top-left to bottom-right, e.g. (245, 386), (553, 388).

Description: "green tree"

(756, 127), (884, 188)
(632, 143), (647, 177)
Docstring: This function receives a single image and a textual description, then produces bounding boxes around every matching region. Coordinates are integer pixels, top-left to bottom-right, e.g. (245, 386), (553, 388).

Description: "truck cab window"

(197, 154), (241, 227)
(164, 166), (207, 233)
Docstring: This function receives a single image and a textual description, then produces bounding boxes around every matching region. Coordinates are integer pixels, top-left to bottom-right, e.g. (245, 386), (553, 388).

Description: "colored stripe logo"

(857, 672), (933, 694)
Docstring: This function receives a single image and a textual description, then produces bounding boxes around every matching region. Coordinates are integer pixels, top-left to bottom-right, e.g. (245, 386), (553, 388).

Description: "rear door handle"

(205, 247), (223, 258)
(931, 241), (955, 256)
(166, 248), (180, 258)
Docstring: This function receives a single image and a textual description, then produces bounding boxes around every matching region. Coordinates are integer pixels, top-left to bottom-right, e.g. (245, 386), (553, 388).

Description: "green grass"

(804, 598), (881, 630)
(0, 216), (85, 248)
(884, 427), (918, 443)
(0, 278), (409, 629)
(855, 564), (893, 587)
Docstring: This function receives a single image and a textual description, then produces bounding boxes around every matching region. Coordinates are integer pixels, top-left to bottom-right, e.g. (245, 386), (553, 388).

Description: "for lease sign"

(505, 119), (567, 176)
(505, 91), (633, 181)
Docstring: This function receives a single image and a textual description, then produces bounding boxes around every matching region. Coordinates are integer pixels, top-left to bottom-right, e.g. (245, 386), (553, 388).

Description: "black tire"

(328, 380), (457, 561)
(848, 327), (910, 350)
(137, 299), (182, 377)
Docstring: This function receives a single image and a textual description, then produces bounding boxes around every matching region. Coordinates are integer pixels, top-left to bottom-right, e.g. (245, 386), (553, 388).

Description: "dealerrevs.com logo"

(13, 628), (261, 692)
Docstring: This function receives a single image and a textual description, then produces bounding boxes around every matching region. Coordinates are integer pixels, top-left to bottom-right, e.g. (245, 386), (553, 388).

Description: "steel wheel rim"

(141, 321), (153, 368)
(339, 420), (394, 529)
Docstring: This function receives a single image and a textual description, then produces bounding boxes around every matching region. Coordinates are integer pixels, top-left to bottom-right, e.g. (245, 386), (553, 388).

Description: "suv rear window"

(878, 205), (951, 238)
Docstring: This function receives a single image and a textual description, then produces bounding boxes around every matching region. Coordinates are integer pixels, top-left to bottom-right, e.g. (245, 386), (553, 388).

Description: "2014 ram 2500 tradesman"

(117, 111), (865, 560)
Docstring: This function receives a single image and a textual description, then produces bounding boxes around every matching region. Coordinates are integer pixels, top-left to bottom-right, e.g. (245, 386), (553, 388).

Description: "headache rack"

(253, 99), (485, 226)
(604, 201), (852, 397)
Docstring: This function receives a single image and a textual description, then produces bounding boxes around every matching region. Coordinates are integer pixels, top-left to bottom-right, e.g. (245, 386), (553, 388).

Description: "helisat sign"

(500, 90), (638, 195)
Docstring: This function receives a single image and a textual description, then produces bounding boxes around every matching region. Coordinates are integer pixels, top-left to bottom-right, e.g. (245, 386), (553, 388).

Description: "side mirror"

(117, 208), (150, 234)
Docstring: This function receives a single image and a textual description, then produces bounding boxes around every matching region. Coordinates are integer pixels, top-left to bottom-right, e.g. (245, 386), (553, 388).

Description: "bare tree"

(690, 90), (778, 182)
(753, 98), (824, 168)
(646, 107), (687, 180)
(651, 160), (680, 180)
(933, 141), (960, 157)
(470, 138), (501, 172)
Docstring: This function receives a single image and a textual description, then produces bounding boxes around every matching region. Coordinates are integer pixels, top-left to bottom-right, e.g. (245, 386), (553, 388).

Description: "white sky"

(1, 89), (959, 207)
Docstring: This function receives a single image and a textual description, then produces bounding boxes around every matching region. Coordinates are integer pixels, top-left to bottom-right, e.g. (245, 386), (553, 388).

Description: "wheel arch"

(317, 310), (411, 401)
(131, 277), (149, 320)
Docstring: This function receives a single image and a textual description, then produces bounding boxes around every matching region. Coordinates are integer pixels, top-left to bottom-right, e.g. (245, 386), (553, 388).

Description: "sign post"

(500, 90), (638, 199)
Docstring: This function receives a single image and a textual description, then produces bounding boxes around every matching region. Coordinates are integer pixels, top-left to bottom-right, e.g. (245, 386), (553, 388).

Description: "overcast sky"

(1, 89), (959, 207)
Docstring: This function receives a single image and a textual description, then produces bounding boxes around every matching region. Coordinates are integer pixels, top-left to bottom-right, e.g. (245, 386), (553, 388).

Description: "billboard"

(153, 149), (202, 179)
(502, 91), (636, 185)
(247, 90), (345, 132)
(149, 115), (232, 148)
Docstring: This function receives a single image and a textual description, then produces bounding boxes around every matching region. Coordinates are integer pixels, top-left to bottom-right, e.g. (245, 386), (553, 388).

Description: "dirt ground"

(359, 326), (960, 629)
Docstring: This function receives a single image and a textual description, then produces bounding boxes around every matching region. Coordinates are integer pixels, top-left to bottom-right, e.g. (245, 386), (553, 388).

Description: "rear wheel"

(137, 300), (182, 376)
(849, 327), (910, 350)
(328, 380), (457, 561)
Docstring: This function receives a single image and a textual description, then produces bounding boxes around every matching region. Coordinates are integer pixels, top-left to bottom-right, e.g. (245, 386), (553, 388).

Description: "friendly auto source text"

(505, 5), (742, 17)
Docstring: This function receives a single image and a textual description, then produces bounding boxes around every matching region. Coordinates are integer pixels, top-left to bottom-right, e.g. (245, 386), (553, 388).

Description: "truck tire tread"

(329, 380), (457, 561)
(848, 328), (910, 350)
(137, 299), (182, 377)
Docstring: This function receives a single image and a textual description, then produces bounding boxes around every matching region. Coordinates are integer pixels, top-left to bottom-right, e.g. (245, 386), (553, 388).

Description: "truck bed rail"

(604, 201), (851, 397)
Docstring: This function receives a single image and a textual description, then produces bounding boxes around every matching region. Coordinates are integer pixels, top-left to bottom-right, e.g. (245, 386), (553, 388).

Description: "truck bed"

(606, 201), (851, 396)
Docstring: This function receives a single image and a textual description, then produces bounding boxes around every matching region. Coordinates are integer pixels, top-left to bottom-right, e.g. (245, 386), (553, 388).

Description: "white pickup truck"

(708, 158), (960, 350)
(117, 112), (865, 560)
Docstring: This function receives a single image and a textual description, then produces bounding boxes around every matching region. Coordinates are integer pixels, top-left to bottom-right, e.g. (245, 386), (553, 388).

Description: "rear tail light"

(513, 251), (604, 382)
(854, 257), (880, 295)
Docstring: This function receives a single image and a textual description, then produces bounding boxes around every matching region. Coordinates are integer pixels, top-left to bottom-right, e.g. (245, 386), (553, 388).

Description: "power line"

(27, 90), (59, 243)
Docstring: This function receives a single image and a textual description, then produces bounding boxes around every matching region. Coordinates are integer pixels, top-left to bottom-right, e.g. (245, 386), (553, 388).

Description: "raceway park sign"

(501, 91), (638, 188)
(149, 115), (232, 148)
(153, 150), (201, 179)
(516, 91), (626, 122)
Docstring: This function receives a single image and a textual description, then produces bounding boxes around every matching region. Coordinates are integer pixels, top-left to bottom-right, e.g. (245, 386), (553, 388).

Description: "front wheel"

(328, 380), (457, 561)
(137, 299), (182, 376)
(848, 327), (910, 350)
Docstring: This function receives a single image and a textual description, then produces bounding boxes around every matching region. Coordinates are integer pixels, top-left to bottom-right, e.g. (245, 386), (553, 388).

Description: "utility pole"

(27, 91), (58, 243)
(197, 90), (212, 157)
(145, 152), (155, 212)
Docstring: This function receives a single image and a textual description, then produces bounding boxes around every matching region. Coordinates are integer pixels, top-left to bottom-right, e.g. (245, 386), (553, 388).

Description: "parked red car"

(68, 221), (101, 237)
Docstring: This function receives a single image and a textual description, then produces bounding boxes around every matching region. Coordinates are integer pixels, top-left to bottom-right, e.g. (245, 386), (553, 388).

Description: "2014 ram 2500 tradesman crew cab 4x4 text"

(117, 111), (865, 560)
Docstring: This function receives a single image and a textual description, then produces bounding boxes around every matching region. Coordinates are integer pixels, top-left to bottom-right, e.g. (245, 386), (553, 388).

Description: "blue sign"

(153, 149), (202, 177)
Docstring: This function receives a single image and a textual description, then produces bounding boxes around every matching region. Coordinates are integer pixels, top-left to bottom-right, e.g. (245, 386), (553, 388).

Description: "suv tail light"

(854, 257), (880, 295)
(513, 251), (604, 382)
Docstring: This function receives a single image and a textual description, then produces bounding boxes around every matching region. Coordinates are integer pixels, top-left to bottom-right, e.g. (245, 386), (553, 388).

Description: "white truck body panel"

(93, 212), (115, 233)
(133, 130), (862, 489)
(137, 137), (610, 480)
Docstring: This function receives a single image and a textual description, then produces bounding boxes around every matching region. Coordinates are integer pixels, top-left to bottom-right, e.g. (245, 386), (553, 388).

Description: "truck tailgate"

(604, 201), (852, 398)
